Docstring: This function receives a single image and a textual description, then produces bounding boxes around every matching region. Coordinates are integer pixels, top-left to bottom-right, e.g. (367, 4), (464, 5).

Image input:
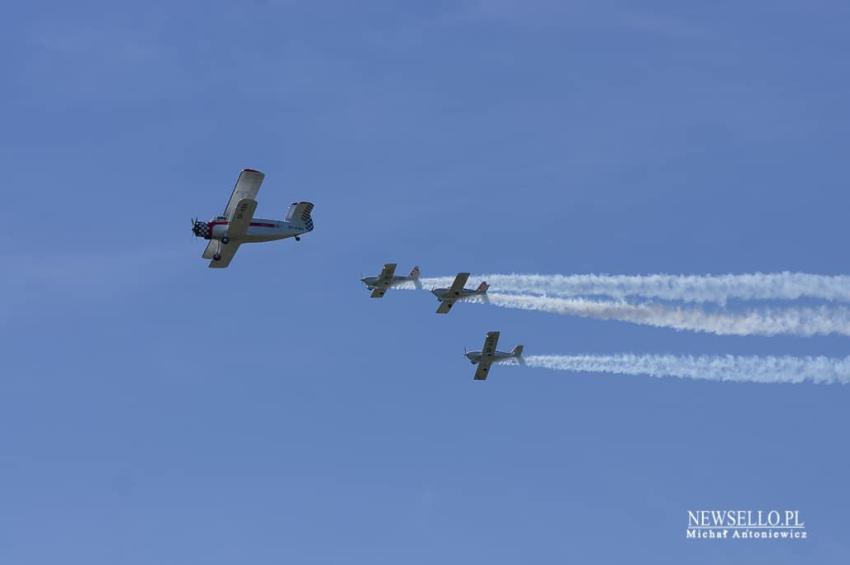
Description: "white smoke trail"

(414, 273), (850, 305)
(473, 293), (850, 337)
(394, 273), (850, 336)
(522, 354), (850, 384)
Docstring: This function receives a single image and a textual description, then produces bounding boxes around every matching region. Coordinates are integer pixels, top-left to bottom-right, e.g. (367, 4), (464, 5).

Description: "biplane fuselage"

(202, 216), (308, 243)
(192, 168), (315, 268)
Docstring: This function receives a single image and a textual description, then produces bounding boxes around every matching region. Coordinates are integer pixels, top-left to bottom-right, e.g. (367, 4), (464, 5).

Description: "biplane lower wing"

(208, 241), (242, 269)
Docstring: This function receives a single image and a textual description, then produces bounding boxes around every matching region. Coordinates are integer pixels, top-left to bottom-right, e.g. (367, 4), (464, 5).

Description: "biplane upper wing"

(223, 169), (265, 219)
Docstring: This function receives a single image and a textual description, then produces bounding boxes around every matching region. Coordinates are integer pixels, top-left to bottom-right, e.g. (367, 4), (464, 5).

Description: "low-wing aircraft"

(465, 331), (524, 381)
(431, 272), (489, 314)
(191, 169), (315, 268)
(361, 264), (421, 298)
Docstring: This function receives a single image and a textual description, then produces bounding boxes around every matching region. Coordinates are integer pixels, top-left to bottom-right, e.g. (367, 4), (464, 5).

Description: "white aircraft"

(431, 272), (489, 314)
(191, 169), (315, 268)
(465, 331), (524, 381)
(361, 264), (421, 298)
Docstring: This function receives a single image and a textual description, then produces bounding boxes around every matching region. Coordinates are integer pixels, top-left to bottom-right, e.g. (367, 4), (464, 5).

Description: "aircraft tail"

(477, 281), (489, 293)
(512, 345), (524, 357)
(410, 266), (422, 289)
(285, 202), (315, 232)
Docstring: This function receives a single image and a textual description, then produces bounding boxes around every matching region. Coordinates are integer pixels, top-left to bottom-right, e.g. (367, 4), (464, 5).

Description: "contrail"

(521, 354), (850, 384)
(416, 273), (850, 305)
(473, 293), (850, 337)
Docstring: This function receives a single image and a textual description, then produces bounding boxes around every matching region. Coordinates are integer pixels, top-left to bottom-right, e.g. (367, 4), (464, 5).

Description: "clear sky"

(2, 1), (849, 563)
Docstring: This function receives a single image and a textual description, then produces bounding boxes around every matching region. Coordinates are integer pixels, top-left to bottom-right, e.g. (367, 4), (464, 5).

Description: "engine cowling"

(192, 219), (211, 239)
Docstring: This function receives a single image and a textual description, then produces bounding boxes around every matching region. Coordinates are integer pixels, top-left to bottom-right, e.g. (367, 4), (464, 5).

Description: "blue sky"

(2, 1), (849, 562)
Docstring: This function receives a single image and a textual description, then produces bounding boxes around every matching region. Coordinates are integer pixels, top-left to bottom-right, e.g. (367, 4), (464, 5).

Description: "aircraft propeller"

(191, 217), (209, 238)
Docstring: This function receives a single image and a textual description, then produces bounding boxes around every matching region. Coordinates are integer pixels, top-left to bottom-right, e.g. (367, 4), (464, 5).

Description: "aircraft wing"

(371, 288), (387, 298)
(208, 241), (242, 269)
(202, 239), (219, 260)
(474, 359), (493, 381)
(227, 198), (258, 239)
(223, 169), (265, 219)
(377, 263), (397, 286)
(436, 299), (455, 314)
(482, 331), (500, 356)
(449, 272), (470, 294)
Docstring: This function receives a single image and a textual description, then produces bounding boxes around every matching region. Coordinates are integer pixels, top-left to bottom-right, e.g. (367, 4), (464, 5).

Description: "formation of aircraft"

(192, 168), (524, 380)
(361, 264), (421, 297)
(192, 169), (314, 268)
(431, 272), (489, 314)
(465, 331), (524, 380)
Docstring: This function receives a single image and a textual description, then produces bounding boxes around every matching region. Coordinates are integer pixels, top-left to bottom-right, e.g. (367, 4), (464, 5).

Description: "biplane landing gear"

(295, 236), (301, 241)
(221, 237), (230, 244)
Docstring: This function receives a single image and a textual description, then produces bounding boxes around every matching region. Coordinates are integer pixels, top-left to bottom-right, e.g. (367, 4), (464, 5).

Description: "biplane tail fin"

(285, 202), (315, 232)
